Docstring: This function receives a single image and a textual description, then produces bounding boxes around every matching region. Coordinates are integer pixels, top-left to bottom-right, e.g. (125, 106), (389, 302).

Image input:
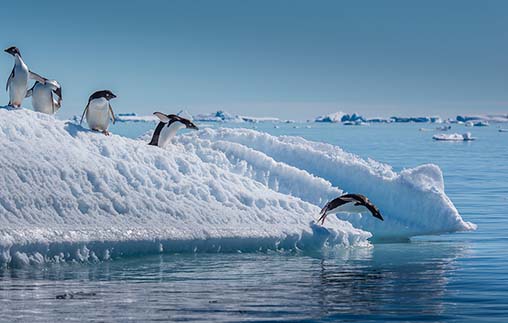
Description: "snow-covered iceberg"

(433, 132), (475, 141)
(187, 129), (475, 239)
(0, 109), (475, 266)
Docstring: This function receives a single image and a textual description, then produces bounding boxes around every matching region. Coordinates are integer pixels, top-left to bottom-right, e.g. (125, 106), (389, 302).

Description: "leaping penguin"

(149, 112), (199, 147)
(4, 46), (46, 108)
(80, 90), (117, 136)
(318, 193), (384, 225)
(26, 79), (62, 114)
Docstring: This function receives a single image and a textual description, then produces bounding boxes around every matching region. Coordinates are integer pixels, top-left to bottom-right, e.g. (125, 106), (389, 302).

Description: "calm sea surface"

(1, 122), (507, 322)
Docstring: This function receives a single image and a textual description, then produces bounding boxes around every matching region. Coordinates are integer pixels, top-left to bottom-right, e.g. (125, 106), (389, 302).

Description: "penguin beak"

(4, 48), (12, 55)
(188, 123), (199, 130)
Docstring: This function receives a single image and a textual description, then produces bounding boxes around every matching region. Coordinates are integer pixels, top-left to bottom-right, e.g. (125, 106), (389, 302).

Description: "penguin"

(148, 112), (199, 147)
(80, 90), (117, 135)
(318, 193), (384, 225)
(25, 79), (62, 114)
(4, 46), (46, 108)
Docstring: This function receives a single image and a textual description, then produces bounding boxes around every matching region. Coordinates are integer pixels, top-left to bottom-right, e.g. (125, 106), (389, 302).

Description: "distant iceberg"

(367, 117), (392, 123)
(0, 109), (475, 266)
(433, 132), (475, 141)
(115, 110), (193, 123)
(473, 121), (489, 127)
(315, 112), (345, 123)
(115, 113), (158, 123)
(193, 110), (279, 123)
(456, 114), (508, 123)
(239, 115), (280, 123)
(390, 116), (442, 123)
(314, 112), (366, 123)
(193, 110), (243, 122)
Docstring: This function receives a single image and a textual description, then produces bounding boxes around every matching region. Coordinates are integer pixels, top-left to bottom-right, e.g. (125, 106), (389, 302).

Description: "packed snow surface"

(0, 109), (475, 267)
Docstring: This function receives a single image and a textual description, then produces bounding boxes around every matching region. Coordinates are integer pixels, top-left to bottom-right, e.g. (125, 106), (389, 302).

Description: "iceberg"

(115, 110), (194, 123)
(115, 113), (158, 123)
(432, 132), (475, 141)
(390, 116), (442, 123)
(0, 109), (475, 266)
(239, 116), (280, 123)
(315, 112), (345, 123)
(473, 121), (489, 127)
(183, 128), (476, 239)
(456, 114), (508, 123)
(315, 112), (366, 123)
(193, 110), (243, 123)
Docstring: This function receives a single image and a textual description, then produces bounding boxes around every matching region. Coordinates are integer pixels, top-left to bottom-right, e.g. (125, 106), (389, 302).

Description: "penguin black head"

(89, 90), (117, 102)
(154, 112), (199, 130)
(4, 46), (21, 57)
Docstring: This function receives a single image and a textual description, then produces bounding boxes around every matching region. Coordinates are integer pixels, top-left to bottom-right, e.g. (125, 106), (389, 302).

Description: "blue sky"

(1, 0), (507, 119)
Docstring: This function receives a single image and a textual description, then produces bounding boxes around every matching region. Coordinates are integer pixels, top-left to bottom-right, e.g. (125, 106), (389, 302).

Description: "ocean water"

(1, 121), (507, 322)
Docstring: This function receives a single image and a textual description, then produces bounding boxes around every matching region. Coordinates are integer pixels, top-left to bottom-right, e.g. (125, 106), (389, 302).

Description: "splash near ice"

(0, 109), (475, 266)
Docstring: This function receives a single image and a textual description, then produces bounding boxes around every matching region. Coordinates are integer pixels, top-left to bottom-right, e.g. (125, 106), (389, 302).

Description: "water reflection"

(0, 241), (470, 322)
(314, 242), (468, 321)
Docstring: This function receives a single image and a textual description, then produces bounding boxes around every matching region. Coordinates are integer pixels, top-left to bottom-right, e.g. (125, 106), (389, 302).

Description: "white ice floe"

(433, 132), (475, 141)
(0, 109), (475, 267)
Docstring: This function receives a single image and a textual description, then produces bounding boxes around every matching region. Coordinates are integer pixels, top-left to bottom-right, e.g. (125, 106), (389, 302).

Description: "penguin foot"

(102, 130), (111, 136)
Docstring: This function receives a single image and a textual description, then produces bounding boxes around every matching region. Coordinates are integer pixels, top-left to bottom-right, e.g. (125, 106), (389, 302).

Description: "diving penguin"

(26, 79), (62, 114)
(318, 193), (384, 225)
(4, 46), (46, 108)
(148, 112), (199, 147)
(80, 90), (117, 135)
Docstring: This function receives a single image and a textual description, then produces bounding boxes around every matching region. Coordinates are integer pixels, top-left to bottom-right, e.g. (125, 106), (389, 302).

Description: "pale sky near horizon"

(0, 0), (507, 119)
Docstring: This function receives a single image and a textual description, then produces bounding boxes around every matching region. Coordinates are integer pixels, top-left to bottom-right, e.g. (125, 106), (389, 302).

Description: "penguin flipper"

(29, 71), (46, 84)
(51, 95), (61, 114)
(109, 103), (116, 124)
(25, 83), (36, 98)
(80, 103), (89, 125)
(6, 68), (14, 92)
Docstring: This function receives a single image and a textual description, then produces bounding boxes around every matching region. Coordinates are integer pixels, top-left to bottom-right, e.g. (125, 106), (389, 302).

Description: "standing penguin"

(149, 112), (199, 147)
(26, 79), (62, 114)
(4, 46), (46, 108)
(80, 90), (117, 135)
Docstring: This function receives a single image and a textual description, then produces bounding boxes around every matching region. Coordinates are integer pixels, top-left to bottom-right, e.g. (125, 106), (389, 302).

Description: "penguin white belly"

(9, 65), (29, 107)
(32, 84), (54, 114)
(329, 203), (367, 214)
(86, 98), (110, 131)
(158, 122), (186, 147)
